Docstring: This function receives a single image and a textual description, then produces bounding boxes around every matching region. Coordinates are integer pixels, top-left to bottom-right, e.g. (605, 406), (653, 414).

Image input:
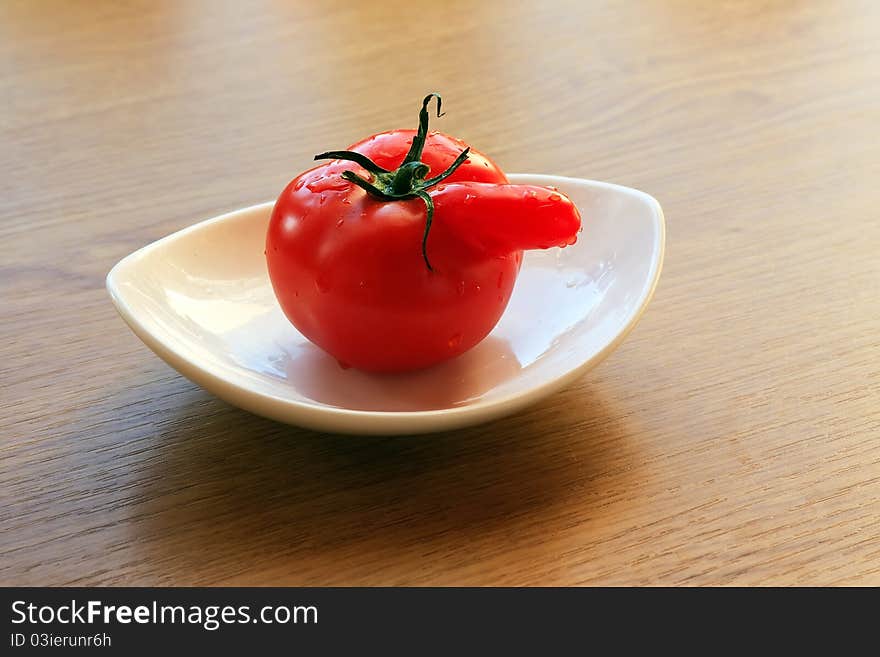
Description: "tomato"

(266, 94), (581, 372)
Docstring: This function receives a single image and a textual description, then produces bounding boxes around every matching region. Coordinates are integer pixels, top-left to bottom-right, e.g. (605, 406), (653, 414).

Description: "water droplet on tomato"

(308, 176), (349, 192)
(436, 185), (446, 192)
(336, 218), (344, 228)
(549, 193), (561, 202)
(342, 197), (351, 204)
(294, 178), (305, 190)
(448, 333), (462, 349)
(475, 284), (482, 293)
(319, 194), (327, 205)
(315, 277), (330, 293)
(457, 280), (466, 296)
(463, 193), (476, 204)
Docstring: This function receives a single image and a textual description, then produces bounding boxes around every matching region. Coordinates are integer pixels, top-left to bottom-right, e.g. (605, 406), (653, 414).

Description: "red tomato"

(266, 95), (581, 372)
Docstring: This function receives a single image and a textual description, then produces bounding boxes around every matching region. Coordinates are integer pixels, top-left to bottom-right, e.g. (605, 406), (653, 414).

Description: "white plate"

(106, 174), (664, 435)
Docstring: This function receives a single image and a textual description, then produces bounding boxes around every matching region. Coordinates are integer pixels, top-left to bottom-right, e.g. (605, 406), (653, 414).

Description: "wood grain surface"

(2, 0), (879, 586)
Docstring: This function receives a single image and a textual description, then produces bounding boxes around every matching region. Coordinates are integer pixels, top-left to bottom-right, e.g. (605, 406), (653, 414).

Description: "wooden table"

(3, 0), (879, 586)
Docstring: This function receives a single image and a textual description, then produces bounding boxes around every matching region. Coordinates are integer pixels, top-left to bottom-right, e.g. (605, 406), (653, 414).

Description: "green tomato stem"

(313, 93), (468, 270)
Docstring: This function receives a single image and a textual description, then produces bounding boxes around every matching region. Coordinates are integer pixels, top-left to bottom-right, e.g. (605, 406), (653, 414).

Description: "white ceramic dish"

(107, 174), (664, 435)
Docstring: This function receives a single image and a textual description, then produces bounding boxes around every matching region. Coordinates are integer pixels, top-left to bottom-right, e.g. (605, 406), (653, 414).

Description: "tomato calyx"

(313, 93), (470, 271)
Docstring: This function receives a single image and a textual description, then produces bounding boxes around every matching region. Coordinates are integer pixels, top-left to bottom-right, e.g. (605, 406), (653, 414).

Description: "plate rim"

(106, 174), (665, 433)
